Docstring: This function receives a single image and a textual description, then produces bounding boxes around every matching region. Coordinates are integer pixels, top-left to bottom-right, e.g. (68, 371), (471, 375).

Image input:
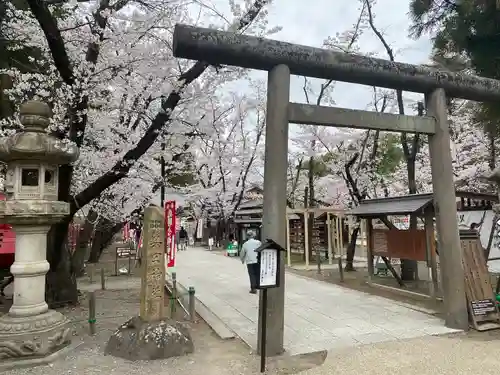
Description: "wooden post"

(366, 219), (374, 284)
(339, 216), (344, 258)
(424, 211), (434, 298)
(88, 291), (96, 335)
(424, 211), (439, 300)
(327, 213), (333, 264)
(426, 89), (468, 330)
(286, 212), (291, 267)
(332, 216), (340, 257)
(100, 268), (105, 290)
(334, 216), (340, 258)
(303, 210), (310, 269)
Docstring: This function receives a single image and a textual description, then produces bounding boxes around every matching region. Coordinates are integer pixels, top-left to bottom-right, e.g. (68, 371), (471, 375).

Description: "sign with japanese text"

(164, 201), (176, 268)
(259, 249), (278, 287)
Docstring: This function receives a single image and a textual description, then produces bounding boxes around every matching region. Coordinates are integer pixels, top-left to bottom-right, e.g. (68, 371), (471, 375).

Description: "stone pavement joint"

(166, 276), (236, 340)
(174, 248), (461, 355)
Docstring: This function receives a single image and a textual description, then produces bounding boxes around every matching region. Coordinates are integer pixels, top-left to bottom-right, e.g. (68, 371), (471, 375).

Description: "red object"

(0, 224), (15, 269)
(67, 223), (81, 253)
(164, 201), (176, 268)
(0, 192), (15, 270)
(138, 232), (143, 250)
(123, 222), (130, 241)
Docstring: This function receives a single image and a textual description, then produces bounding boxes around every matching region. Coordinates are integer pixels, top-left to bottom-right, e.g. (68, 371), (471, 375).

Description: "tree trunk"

(345, 222), (360, 271)
(45, 218), (78, 307)
(488, 130), (496, 170)
(71, 210), (98, 277)
(88, 218), (123, 263)
(400, 158), (418, 281)
(88, 228), (104, 264)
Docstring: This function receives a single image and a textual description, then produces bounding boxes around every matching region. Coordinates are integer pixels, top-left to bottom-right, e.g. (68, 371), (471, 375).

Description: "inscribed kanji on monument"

(139, 205), (166, 322)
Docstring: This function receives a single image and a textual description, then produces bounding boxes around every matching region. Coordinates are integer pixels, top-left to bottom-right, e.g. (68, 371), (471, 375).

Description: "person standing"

(179, 226), (188, 251)
(240, 230), (262, 294)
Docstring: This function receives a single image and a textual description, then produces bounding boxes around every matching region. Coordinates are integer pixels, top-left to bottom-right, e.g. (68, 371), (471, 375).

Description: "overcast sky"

(264, 0), (432, 109)
(202, 0), (433, 111)
(168, 0), (434, 203)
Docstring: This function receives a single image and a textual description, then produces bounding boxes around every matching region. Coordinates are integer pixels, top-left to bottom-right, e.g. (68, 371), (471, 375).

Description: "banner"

(122, 222), (130, 241)
(196, 218), (203, 239)
(164, 201), (176, 268)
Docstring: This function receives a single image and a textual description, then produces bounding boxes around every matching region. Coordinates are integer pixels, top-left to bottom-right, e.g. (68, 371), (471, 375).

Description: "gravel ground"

(2, 277), (326, 375)
(301, 332), (500, 375)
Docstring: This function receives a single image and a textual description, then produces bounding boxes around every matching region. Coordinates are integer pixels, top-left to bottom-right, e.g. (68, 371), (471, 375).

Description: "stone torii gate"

(172, 24), (500, 355)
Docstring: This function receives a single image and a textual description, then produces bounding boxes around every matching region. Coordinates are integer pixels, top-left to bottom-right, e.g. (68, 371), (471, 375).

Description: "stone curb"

(164, 277), (236, 341)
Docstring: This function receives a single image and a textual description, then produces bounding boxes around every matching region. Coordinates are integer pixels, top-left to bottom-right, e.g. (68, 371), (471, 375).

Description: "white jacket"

(240, 238), (261, 264)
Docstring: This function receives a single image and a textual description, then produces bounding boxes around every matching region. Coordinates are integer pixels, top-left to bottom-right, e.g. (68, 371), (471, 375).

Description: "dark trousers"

(247, 263), (259, 290)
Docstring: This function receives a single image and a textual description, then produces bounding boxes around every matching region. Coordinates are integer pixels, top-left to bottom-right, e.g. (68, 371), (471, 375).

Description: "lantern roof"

(0, 101), (79, 164)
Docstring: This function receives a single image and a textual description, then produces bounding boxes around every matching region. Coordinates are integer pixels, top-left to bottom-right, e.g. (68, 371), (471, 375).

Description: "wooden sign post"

(255, 239), (286, 373)
(460, 230), (500, 331)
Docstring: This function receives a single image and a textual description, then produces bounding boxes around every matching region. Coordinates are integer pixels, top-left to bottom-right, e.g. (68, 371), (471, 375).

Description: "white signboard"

(259, 249), (278, 287)
(196, 218), (203, 239)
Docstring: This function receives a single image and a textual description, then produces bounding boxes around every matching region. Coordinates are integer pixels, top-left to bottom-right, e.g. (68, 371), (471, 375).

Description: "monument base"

(0, 309), (72, 370)
(105, 316), (194, 360)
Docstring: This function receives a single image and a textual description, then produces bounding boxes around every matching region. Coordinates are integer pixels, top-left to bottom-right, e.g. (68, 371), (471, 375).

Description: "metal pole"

(188, 286), (196, 322)
(426, 88), (468, 330)
(260, 288), (268, 373)
(257, 64), (290, 357)
(171, 272), (177, 316)
(100, 268), (105, 290)
(88, 291), (96, 335)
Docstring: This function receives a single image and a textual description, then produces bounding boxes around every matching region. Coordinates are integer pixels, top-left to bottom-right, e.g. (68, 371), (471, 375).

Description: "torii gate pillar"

(258, 64), (290, 356)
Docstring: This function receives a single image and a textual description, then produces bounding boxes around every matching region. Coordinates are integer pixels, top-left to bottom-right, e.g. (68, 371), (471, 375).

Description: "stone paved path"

(174, 248), (460, 355)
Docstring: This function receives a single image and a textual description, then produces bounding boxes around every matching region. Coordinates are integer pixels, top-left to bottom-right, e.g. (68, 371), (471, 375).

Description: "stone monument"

(105, 205), (193, 360)
(0, 100), (79, 369)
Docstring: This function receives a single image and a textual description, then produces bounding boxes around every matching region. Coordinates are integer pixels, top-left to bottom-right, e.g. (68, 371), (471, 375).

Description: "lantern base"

(0, 309), (72, 370)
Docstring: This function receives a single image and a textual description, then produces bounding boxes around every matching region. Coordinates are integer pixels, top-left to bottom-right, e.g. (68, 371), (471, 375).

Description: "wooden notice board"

(371, 229), (430, 261)
(372, 229), (388, 257)
(460, 230), (500, 331)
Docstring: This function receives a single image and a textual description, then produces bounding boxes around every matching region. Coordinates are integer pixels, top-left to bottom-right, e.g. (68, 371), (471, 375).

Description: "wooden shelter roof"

(348, 191), (498, 218)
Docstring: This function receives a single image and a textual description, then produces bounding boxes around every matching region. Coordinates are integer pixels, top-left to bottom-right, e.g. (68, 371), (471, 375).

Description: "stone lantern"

(0, 101), (79, 369)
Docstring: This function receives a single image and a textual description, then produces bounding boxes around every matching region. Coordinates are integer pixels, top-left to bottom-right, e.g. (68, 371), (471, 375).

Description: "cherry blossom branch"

(71, 0), (271, 215)
(364, 0), (421, 166)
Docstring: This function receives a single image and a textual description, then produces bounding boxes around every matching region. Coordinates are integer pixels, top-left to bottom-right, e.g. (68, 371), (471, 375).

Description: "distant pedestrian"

(240, 230), (262, 294)
(179, 226), (188, 250)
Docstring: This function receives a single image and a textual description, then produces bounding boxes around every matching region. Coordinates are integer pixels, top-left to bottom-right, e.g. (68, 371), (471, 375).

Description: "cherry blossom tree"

(186, 80), (266, 222)
(2, 0), (277, 304)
